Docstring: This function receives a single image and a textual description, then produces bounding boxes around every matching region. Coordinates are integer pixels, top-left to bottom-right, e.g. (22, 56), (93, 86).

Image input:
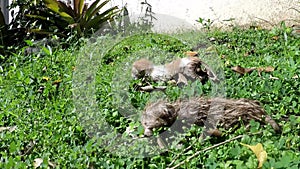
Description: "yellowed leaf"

(257, 151), (267, 168)
(0, 126), (17, 132)
(53, 79), (62, 85)
(185, 51), (198, 57)
(241, 143), (267, 169)
(42, 76), (50, 81)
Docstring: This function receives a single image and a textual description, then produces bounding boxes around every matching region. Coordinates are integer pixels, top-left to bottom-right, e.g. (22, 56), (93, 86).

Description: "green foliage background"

(0, 22), (299, 168)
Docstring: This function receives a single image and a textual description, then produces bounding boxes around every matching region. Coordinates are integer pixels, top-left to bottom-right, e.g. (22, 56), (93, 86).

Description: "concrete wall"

(112, 0), (300, 31)
(2, 0), (299, 30)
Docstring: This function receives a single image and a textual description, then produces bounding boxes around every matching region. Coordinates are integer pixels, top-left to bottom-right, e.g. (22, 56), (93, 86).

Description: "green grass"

(0, 25), (299, 168)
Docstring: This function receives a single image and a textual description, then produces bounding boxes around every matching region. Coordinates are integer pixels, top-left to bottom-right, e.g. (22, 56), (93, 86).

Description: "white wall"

(3, 0), (300, 30)
(110, 0), (300, 31)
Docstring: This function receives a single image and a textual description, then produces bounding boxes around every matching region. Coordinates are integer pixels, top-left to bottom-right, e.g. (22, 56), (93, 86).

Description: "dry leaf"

(257, 66), (274, 73)
(231, 66), (256, 75)
(241, 143), (267, 168)
(33, 158), (56, 168)
(33, 158), (43, 169)
(264, 66), (274, 72)
(0, 126), (17, 132)
(221, 55), (226, 59)
(257, 66), (274, 76)
(185, 51), (198, 57)
(48, 161), (56, 168)
(272, 36), (279, 40)
(232, 66), (274, 76)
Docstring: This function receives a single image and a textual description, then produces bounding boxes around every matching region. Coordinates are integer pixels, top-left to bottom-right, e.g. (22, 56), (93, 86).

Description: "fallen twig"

(167, 135), (243, 169)
(168, 135), (206, 167)
(168, 131), (263, 167)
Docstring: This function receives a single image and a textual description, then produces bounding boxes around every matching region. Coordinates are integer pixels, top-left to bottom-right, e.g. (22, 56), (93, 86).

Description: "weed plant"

(0, 24), (299, 168)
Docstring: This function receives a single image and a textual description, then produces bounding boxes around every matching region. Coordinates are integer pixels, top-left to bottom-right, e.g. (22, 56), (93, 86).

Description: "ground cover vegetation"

(0, 0), (299, 168)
